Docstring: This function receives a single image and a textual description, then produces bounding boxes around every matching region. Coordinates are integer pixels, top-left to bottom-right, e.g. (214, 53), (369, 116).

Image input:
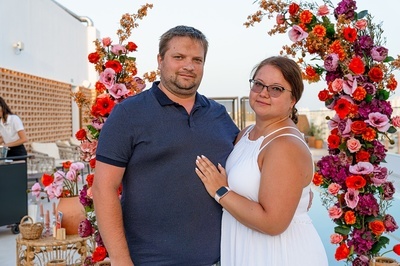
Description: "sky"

(55, 0), (400, 111)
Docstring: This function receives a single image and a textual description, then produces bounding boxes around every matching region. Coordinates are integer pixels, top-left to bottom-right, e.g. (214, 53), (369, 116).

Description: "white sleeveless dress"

(221, 126), (328, 266)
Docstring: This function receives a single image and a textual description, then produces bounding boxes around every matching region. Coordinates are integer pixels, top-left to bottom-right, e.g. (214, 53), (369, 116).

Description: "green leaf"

(357, 10), (369, 19)
(334, 225), (351, 235)
(370, 236), (390, 254)
(384, 56), (395, 63)
(364, 94), (373, 103)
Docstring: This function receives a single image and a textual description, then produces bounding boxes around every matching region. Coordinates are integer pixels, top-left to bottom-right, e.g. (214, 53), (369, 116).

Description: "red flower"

(105, 60), (123, 73)
(299, 10), (313, 24)
(318, 89), (331, 101)
(368, 66), (384, 82)
(369, 220), (385, 235)
(75, 128), (87, 141)
(88, 52), (100, 64)
(92, 246), (107, 262)
(41, 173), (54, 187)
(387, 75), (397, 90)
(313, 172), (324, 186)
(362, 127), (376, 142)
(328, 134), (341, 149)
(394, 244), (400, 255)
(335, 243), (350, 261)
(356, 150), (370, 162)
(62, 161), (72, 169)
(86, 174), (94, 187)
(288, 3), (300, 16)
(346, 175), (367, 190)
(89, 158), (96, 169)
(343, 27), (357, 42)
(126, 41), (138, 52)
(351, 121), (367, 135)
(91, 95), (116, 117)
(352, 86), (367, 101)
(334, 98), (352, 119)
(348, 57), (365, 75)
(95, 81), (107, 94)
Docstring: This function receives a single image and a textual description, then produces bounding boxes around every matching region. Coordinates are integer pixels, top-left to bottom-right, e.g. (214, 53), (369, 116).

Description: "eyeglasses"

(249, 79), (292, 98)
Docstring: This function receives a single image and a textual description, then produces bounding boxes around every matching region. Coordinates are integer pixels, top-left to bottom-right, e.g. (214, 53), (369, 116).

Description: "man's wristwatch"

(214, 186), (231, 203)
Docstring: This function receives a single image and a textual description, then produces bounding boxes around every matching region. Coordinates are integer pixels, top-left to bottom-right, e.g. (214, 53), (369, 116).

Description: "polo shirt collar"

(150, 81), (207, 108)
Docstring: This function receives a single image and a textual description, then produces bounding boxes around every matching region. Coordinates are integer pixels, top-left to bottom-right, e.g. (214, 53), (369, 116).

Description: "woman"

(0, 96), (28, 157)
(195, 56), (328, 265)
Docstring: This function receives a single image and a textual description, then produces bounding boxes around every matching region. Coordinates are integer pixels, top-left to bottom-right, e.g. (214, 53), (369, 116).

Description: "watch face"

(216, 186), (228, 196)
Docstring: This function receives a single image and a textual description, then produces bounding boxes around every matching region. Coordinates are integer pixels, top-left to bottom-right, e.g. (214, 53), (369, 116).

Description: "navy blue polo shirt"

(96, 82), (239, 265)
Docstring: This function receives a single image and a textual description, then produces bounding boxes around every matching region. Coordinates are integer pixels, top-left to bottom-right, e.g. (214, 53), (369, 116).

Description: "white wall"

(0, 0), (98, 87)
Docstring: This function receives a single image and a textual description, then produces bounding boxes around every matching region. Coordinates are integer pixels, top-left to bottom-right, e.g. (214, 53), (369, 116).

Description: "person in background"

(92, 25), (239, 266)
(0, 96), (28, 157)
(195, 56), (328, 266)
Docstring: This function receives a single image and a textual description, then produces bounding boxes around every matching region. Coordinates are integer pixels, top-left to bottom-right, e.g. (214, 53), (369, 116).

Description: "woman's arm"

(4, 129), (28, 147)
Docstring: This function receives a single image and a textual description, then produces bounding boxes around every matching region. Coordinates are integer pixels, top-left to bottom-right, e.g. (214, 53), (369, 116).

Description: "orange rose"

(313, 172), (324, 186)
(344, 210), (356, 224)
(346, 175), (367, 190)
(369, 220), (385, 235)
(368, 66), (384, 82)
(351, 121), (367, 135)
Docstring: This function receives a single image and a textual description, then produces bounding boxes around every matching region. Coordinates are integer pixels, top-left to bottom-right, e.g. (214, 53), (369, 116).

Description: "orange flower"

(344, 210), (356, 225)
(299, 10), (313, 24)
(62, 161), (72, 169)
(304, 65), (320, 82)
(343, 27), (357, 42)
(313, 172), (324, 186)
(387, 75), (398, 90)
(369, 220), (385, 235)
(86, 174), (94, 187)
(329, 40), (346, 60)
(95, 81), (106, 94)
(334, 98), (352, 119)
(346, 175), (367, 190)
(335, 243), (350, 261)
(312, 24), (326, 38)
(368, 66), (384, 82)
(41, 173), (54, 187)
(362, 127), (377, 142)
(352, 86), (367, 101)
(348, 57), (365, 75)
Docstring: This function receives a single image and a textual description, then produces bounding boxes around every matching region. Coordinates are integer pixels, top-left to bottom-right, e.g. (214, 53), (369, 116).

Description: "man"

(92, 25), (239, 266)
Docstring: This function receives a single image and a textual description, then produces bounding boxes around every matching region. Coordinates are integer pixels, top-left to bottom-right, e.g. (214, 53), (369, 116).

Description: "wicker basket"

(19, 215), (43, 240)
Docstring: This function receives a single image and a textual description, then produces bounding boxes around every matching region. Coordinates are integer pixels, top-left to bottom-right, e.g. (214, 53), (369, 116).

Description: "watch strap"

(214, 186), (231, 203)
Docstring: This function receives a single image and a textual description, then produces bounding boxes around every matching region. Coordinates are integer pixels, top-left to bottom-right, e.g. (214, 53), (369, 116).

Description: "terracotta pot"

(369, 257), (399, 266)
(314, 139), (324, 149)
(307, 136), (315, 148)
(57, 196), (85, 235)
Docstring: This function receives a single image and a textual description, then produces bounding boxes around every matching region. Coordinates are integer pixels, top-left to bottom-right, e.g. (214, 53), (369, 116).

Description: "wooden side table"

(16, 235), (90, 266)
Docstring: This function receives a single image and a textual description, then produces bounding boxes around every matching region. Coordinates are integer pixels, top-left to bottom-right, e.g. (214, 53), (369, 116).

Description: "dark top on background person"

(195, 56), (328, 265)
(0, 96), (28, 157)
(92, 25), (239, 266)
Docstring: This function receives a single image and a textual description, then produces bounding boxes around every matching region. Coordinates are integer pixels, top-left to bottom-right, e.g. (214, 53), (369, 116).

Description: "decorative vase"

(369, 257), (399, 266)
(57, 196), (85, 235)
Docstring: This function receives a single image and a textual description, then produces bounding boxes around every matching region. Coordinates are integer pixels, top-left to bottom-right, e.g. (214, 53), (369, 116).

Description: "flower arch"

(245, 0), (400, 264)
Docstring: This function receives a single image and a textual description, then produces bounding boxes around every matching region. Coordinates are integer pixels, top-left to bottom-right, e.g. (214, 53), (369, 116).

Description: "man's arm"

(92, 161), (134, 266)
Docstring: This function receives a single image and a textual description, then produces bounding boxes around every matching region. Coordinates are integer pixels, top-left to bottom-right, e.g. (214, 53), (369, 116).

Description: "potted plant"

(308, 122), (324, 149)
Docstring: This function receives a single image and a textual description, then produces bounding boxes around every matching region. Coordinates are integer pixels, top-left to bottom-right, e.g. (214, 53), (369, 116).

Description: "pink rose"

(346, 138), (361, 153)
(355, 19), (367, 30)
(371, 46), (388, 62)
(102, 37), (112, 47)
(328, 205), (343, 219)
(392, 116), (400, 127)
(109, 83), (129, 99)
(328, 183), (341, 196)
(331, 78), (344, 92)
(324, 53), (339, 71)
(99, 68), (116, 89)
(330, 233), (343, 244)
(317, 5), (330, 16)
(276, 14), (285, 25)
(288, 25), (308, 42)
(344, 188), (359, 209)
(349, 161), (374, 175)
(342, 74), (357, 95)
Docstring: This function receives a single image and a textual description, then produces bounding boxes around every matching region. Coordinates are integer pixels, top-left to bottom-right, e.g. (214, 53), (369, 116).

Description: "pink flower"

(342, 74), (357, 95)
(134, 77), (146, 92)
(276, 14), (285, 24)
(392, 116), (400, 127)
(349, 162), (374, 175)
(328, 205), (343, 219)
(328, 183), (341, 195)
(87, 187), (93, 199)
(365, 112), (390, 132)
(99, 68), (116, 89)
(346, 138), (361, 153)
(371, 46), (388, 62)
(92, 117), (105, 130)
(288, 25), (308, 42)
(324, 53), (339, 71)
(109, 83), (129, 99)
(330, 233), (343, 244)
(345, 188), (359, 209)
(371, 166), (388, 185)
(102, 37), (112, 47)
(31, 183), (42, 199)
(317, 5), (330, 16)
(331, 78), (344, 93)
(111, 44), (126, 55)
(355, 19), (367, 30)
